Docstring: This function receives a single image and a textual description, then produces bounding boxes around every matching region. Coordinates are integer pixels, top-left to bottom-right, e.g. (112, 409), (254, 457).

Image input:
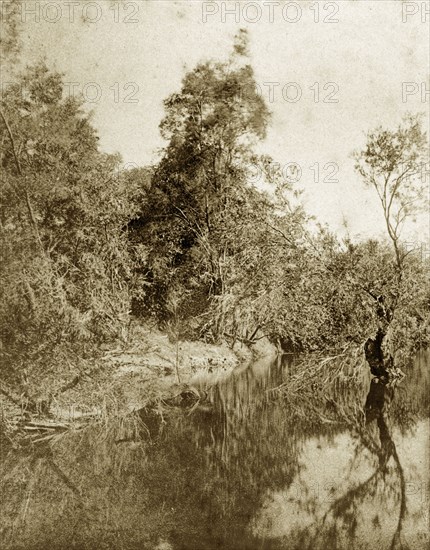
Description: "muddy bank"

(0, 323), (278, 439)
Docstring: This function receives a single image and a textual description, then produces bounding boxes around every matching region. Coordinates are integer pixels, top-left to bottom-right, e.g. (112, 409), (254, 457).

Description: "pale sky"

(11, 0), (430, 242)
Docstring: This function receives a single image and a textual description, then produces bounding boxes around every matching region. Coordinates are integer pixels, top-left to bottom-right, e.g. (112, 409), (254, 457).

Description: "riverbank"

(55, 322), (246, 418)
(0, 321), (278, 441)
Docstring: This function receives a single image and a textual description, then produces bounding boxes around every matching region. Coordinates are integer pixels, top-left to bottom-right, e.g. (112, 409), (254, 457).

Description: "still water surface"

(1, 352), (429, 550)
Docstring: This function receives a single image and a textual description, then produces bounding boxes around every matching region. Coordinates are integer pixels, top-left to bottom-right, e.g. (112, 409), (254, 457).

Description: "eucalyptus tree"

(354, 114), (428, 374)
(134, 31), (275, 338)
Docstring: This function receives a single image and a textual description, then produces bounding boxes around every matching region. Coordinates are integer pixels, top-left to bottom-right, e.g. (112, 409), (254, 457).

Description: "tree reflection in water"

(307, 378), (408, 550)
(0, 352), (428, 550)
(251, 351), (429, 550)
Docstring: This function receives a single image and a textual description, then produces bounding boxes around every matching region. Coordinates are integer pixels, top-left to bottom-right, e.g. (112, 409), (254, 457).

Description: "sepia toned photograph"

(0, 1), (429, 549)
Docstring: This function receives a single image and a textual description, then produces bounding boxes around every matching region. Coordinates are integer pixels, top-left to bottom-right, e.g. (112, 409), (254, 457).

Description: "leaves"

(0, 63), (142, 387)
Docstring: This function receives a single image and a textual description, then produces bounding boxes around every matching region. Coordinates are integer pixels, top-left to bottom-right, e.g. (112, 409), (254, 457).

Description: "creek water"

(0, 352), (429, 550)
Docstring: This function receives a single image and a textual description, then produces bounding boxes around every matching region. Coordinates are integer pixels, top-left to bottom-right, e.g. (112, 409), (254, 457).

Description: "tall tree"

(132, 31), (272, 334)
(354, 114), (428, 375)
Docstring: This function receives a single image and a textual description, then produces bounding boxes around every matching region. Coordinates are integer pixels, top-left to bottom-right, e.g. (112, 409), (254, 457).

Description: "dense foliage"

(0, 63), (144, 393)
(1, 30), (428, 400)
(127, 34), (429, 359)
